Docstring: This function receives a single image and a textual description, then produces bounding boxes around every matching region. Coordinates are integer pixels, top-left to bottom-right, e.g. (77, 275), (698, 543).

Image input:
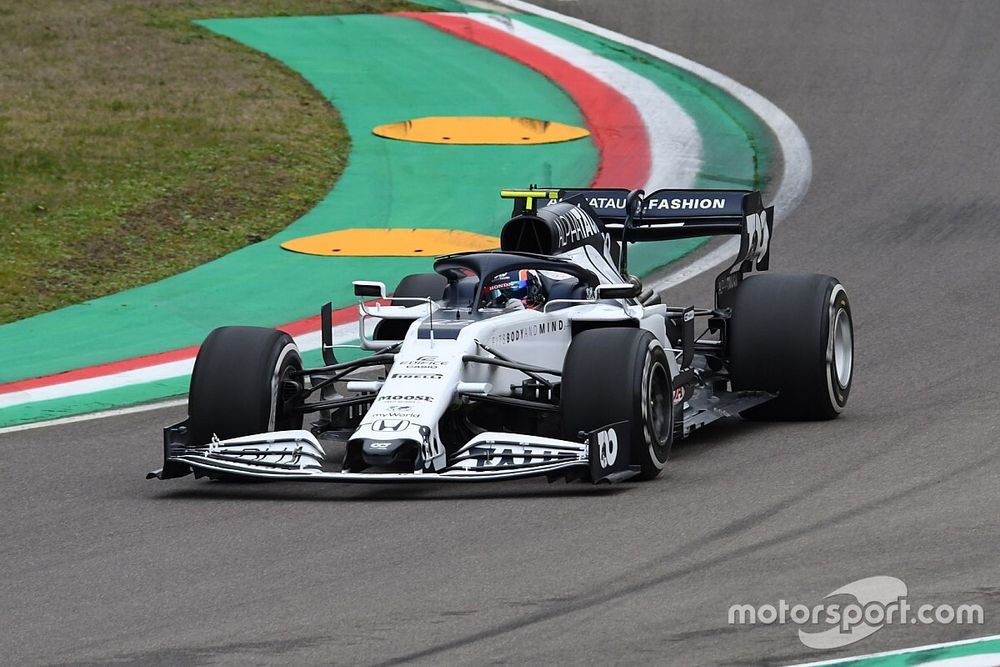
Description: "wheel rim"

(647, 362), (672, 445)
(832, 306), (853, 389)
(268, 343), (301, 431)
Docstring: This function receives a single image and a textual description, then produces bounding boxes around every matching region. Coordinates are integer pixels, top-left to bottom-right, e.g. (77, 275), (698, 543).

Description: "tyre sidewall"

(636, 337), (673, 475)
(268, 341), (303, 432)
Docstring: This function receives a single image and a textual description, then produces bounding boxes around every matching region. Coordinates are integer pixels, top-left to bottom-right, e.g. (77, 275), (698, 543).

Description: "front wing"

(148, 422), (638, 484)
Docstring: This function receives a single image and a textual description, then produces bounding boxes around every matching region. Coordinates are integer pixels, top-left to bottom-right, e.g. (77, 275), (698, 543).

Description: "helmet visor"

(484, 279), (530, 307)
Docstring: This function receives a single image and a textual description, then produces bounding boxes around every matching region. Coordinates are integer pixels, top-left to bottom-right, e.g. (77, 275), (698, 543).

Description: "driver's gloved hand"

(504, 299), (525, 311)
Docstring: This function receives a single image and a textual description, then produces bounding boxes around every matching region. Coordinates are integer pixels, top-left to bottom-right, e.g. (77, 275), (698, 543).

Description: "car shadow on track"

(669, 415), (773, 459)
(152, 483), (629, 503)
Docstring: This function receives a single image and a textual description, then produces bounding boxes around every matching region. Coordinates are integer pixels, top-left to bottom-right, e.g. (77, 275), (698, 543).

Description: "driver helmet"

(481, 269), (546, 310)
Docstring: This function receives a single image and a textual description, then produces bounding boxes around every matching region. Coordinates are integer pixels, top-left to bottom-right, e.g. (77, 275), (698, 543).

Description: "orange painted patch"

(281, 228), (499, 257)
(372, 116), (589, 145)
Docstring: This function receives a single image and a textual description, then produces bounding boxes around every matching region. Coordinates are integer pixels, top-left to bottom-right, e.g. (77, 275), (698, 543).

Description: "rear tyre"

(188, 326), (304, 446)
(561, 328), (673, 480)
(729, 273), (853, 420)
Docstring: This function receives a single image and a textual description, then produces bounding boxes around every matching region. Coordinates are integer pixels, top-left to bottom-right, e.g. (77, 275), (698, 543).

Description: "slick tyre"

(188, 326), (304, 446)
(390, 273), (447, 306)
(562, 328), (673, 480)
(374, 273), (449, 340)
(729, 273), (853, 420)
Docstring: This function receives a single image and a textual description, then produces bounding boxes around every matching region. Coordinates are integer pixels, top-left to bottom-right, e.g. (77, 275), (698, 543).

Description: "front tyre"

(188, 326), (304, 446)
(561, 328), (673, 480)
(729, 273), (854, 420)
(374, 273), (449, 340)
(390, 272), (447, 306)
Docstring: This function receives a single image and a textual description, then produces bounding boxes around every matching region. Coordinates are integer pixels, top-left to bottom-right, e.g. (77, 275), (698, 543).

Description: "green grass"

(0, 0), (430, 324)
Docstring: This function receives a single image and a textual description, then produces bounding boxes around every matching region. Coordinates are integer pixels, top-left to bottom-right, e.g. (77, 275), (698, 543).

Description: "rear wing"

(500, 187), (774, 307)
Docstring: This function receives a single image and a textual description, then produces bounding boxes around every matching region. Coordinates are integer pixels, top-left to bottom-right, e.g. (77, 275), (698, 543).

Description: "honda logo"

(373, 419), (410, 432)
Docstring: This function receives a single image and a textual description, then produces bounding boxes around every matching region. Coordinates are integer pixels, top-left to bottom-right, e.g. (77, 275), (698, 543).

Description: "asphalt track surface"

(3, 2), (999, 665)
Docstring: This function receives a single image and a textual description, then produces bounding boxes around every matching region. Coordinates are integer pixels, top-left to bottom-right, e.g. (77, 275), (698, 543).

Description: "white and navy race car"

(149, 187), (853, 485)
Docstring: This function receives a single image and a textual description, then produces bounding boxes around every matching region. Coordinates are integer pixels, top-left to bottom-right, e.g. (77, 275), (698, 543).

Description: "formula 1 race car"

(149, 187), (854, 485)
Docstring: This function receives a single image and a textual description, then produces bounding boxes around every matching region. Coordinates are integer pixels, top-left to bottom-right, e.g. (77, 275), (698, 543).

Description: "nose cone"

(356, 438), (420, 470)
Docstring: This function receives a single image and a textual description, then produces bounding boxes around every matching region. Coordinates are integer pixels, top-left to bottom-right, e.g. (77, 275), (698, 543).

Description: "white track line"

(0, 321), (359, 423)
(0, 399), (189, 436)
(0, 358), (197, 411)
(493, 0), (813, 292)
(0, 321), (368, 434)
(465, 13), (702, 188)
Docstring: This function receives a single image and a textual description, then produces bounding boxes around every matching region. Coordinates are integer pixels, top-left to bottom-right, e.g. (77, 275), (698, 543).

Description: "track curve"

(3, 2), (1000, 665)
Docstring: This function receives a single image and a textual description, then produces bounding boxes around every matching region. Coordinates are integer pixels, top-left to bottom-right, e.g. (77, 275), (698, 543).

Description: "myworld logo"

(728, 576), (984, 649)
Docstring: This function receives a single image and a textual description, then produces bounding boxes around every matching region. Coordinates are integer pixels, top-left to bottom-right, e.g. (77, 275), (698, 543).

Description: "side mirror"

(353, 281), (386, 299)
(595, 282), (641, 299)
